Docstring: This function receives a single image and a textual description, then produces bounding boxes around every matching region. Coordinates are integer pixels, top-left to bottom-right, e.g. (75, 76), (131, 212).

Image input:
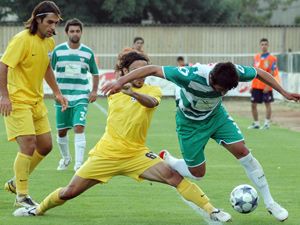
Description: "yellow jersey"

(90, 84), (162, 158)
(0, 30), (55, 104)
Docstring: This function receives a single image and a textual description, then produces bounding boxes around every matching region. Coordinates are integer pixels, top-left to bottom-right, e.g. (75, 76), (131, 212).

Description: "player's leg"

(248, 89), (261, 129)
(14, 135), (38, 207)
(73, 104), (88, 171)
(13, 175), (99, 216)
(135, 154), (231, 222)
(56, 106), (72, 170)
(262, 91), (273, 129)
(160, 113), (210, 179)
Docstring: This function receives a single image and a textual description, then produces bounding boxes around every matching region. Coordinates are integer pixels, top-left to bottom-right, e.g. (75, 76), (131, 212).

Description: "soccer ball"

(230, 184), (259, 214)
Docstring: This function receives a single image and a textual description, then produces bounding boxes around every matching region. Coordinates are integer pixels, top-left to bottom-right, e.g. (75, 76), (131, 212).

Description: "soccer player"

(13, 51), (231, 223)
(51, 18), (99, 171)
(0, 1), (67, 207)
(102, 61), (300, 222)
(249, 38), (279, 129)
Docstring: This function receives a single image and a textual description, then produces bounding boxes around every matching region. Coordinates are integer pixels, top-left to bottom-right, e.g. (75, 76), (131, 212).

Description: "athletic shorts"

(76, 150), (162, 183)
(251, 88), (274, 103)
(56, 104), (88, 130)
(176, 106), (244, 167)
(4, 101), (51, 141)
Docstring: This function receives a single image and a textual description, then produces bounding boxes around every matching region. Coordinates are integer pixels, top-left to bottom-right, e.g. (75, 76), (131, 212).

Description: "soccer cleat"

(159, 149), (169, 160)
(13, 206), (37, 217)
(4, 179), (16, 194)
(267, 202), (288, 222)
(260, 123), (270, 130)
(14, 195), (38, 208)
(248, 123), (260, 129)
(210, 209), (232, 222)
(57, 158), (71, 171)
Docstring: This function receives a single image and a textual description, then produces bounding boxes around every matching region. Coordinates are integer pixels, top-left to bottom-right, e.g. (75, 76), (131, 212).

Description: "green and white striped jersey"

(51, 42), (99, 107)
(162, 63), (257, 120)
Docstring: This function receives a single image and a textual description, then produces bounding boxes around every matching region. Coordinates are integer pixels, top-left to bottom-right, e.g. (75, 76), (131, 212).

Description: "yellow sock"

(14, 152), (32, 196)
(176, 178), (215, 214)
(37, 188), (66, 215)
(29, 150), (45, 174)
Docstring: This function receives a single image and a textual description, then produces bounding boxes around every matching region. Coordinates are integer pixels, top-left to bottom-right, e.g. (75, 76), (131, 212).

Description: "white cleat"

(14, 195), (38, 208)
(13, 206), (37, 217)
(57, 158), (71, 171)
(210, 209), (232, 222)
(73, 163), (82, 172)
(267, 202), (288, 222)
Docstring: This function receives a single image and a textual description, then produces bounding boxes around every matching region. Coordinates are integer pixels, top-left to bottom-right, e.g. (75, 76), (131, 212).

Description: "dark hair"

(65, 18), (83, 33)
(260, 38), (269, 43)
(25, 1), (62, 35)
(210, 62), (239, 90)
(133, 37), (144, 44)
(116, 51), (149, 76)
(177, 56), (184, 61)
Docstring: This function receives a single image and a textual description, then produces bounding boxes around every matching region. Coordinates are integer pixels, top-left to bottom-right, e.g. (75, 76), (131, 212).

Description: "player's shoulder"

(80, 44), (95, 54)
(11, 30), (30, 42)
(142, 84), (162, 93)
(53, 42), (68, 51)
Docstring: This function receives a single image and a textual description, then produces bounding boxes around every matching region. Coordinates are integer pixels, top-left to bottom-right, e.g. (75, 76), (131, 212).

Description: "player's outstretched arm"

(102, 65), (163, 95)
(44, 64), (68, 111)
(256, 68), (300, 101)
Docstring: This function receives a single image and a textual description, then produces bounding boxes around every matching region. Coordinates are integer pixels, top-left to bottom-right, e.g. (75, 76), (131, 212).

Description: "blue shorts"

(251, 89), (274, 103)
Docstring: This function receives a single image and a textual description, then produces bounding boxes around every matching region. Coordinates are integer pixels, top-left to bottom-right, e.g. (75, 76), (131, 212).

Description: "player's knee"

(160, 164), (182, 186)
(189, 168), (205, 179)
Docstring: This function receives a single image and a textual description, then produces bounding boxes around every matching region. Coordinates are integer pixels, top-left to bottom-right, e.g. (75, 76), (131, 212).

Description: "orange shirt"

(251, 53), (278, 90)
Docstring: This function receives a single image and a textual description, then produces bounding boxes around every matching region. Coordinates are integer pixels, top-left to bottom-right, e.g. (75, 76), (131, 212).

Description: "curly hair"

(115, 50), (149, 77)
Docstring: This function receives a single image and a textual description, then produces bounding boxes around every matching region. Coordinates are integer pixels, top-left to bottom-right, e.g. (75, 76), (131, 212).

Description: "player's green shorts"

(176, 105), (244, 167)
(55, 104), (88, 130)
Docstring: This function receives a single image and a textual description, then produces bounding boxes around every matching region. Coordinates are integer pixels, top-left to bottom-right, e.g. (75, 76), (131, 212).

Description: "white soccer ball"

(230, 184), (259, 214)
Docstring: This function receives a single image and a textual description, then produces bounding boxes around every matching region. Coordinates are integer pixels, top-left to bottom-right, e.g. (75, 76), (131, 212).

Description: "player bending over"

(14, 51), (231, 223)
(102, 61), (300, 222)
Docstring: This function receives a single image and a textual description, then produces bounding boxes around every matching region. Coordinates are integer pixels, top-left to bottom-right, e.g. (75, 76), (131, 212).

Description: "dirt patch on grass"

(223, 98), (300, 132)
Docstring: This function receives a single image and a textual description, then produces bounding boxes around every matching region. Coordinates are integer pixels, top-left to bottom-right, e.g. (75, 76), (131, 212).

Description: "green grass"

(0, 98), (299, 225)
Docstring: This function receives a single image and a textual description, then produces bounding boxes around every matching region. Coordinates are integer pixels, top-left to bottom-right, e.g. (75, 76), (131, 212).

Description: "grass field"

(0, 98), (299, 225)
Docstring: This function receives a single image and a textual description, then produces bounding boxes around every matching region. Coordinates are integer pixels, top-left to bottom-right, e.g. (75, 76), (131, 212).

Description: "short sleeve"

(162, 66), (195, 88)
(235, 65), (257, 82)
(89, 52), (99, 75)
(0, 34), (27, 68)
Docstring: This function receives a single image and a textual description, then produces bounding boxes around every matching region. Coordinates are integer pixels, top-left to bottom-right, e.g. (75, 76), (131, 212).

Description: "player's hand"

(55, 94), (68, 112)
(89, 90), (98, 103)
(283, 92), (300, 102)
(101, 80), (123, 96)
(0, 96), (12, 116)
(121, 83), (133, 96)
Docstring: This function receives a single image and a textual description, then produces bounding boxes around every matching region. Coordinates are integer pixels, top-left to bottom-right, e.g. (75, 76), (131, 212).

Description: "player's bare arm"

(44, 64), (68, 110)
(121, 83), (159, 108)
(89, 75), (99, 103)
(102, 65), (163, 95)
(0, 62), (12, 116)
(256, 68), (300, 101)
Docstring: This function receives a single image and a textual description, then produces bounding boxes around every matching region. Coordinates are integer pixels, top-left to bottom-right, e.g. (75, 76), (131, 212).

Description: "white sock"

(74, 133), (86, 167)
(264, 119), (270, 125)
(57, 135), (70, 160)
(239, 152), (274, 207)
(254, 121), (260, 126)
(164, 152), (201, 180)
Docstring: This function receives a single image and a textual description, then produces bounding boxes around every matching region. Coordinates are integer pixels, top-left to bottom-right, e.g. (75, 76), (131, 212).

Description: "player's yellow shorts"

(4, 100), (51, 141)
(76, 150), (163, 183)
